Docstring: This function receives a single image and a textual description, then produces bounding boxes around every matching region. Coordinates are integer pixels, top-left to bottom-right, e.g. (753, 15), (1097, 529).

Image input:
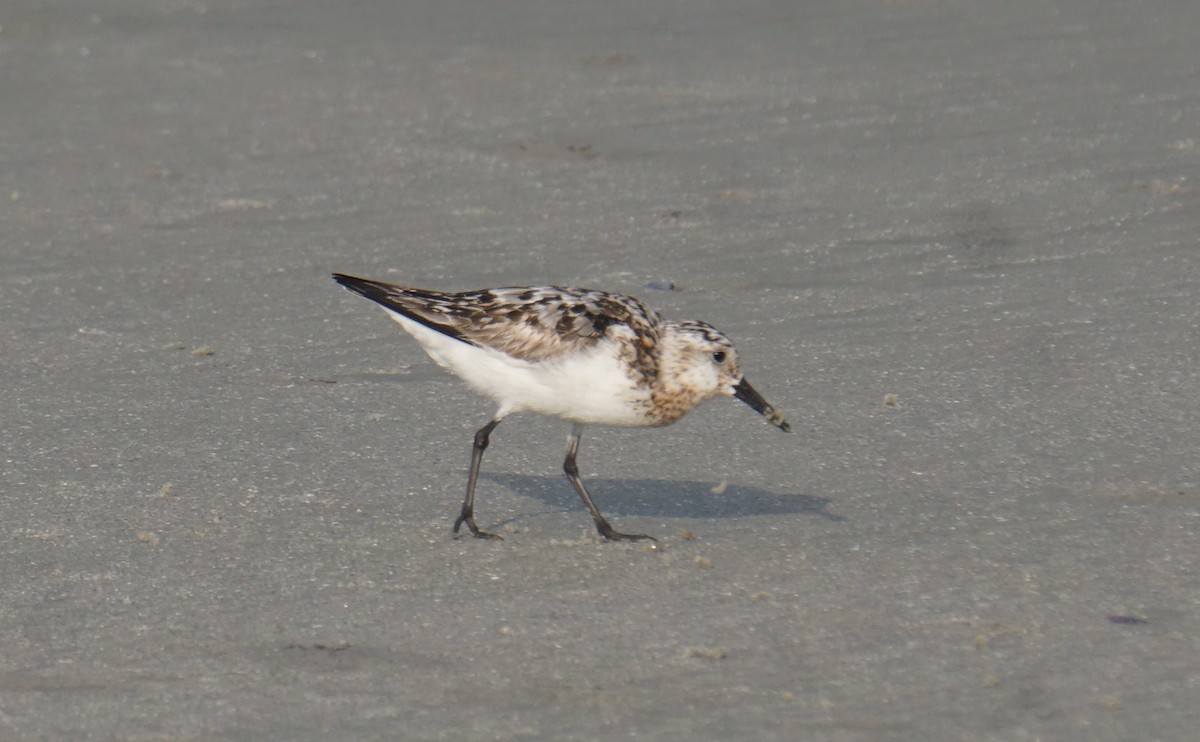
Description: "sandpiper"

(333, 273), (790, 541)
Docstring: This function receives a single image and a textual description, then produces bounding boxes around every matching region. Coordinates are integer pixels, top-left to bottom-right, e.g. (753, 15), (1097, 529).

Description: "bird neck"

(646, 327), (709, 425)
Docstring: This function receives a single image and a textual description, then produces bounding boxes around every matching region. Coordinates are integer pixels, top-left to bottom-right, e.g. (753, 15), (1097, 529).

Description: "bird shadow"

(480, 472), (845, 524)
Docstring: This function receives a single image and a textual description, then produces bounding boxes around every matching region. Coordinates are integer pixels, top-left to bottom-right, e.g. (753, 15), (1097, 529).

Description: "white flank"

(382, 308), (650, 426)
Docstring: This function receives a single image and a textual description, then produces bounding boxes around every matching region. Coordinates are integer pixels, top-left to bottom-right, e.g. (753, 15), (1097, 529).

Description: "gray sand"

(3, 0), (1198, 739)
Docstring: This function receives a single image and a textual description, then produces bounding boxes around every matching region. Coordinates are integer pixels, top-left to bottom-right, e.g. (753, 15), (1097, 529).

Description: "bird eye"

(712, 351), (727, 364)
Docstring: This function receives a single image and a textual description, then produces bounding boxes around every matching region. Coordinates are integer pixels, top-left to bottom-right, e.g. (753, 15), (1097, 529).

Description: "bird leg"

(563, 424), (655, 542)
(455, 418), (503, 540)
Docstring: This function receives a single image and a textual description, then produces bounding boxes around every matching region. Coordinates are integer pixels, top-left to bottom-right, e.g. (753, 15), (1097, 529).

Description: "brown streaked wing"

(449, 286), (663, 362)
(335, 275), (662, 363)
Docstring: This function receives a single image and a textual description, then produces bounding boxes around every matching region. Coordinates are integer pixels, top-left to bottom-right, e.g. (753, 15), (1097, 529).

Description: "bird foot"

(596, 520), (656, 542)
(454, 511), (503, 540)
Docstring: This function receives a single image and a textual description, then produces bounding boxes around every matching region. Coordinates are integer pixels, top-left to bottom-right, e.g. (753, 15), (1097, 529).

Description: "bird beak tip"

(732, 378), (791, 432)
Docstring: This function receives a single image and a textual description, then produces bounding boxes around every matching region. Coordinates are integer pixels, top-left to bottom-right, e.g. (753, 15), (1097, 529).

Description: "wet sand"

(2, 0), (1198, 738)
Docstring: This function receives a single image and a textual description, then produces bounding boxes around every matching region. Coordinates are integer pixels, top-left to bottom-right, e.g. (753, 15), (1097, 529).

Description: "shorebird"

(333, 273), (790, 541)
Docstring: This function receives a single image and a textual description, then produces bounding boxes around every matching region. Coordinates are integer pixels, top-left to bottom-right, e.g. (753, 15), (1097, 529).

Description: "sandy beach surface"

(3, 0), (1198, 739)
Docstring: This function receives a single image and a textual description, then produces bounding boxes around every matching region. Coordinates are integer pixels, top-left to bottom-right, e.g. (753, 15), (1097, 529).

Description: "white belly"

(383, 309), (651, 426)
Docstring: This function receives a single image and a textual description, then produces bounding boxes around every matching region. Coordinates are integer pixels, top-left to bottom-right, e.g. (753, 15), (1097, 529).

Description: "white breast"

(382, 309), (652, 426)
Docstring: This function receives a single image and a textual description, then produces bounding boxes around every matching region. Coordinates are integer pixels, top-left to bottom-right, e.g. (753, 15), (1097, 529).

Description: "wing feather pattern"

(332, 274), (662, 363)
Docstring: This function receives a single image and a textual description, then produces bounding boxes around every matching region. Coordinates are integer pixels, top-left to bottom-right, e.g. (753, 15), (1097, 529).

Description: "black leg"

(562, 424), (655, 542)
(454, 418), (502, 540)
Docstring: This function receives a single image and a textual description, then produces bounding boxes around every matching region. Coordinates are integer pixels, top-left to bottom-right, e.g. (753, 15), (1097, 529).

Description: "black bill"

(732, 378), (791, 432)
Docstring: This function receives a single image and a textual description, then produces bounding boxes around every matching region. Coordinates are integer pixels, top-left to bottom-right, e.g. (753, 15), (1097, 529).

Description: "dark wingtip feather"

(332, 273), (474, 345)
(333, 272), (376, 297)
(332, 272), (403, 308)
